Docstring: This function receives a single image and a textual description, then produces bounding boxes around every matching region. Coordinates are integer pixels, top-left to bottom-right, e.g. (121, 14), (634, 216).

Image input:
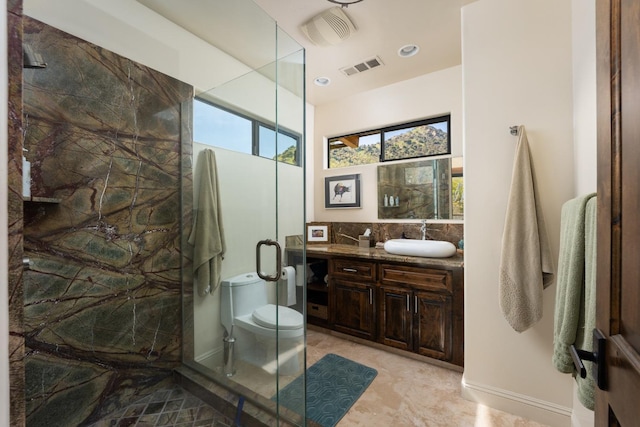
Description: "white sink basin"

(383, 239), (457, 258)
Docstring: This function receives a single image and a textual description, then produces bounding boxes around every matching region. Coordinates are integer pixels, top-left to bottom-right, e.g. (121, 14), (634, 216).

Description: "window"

(328, 115), (450, 168)
(194, 98), (301, 166)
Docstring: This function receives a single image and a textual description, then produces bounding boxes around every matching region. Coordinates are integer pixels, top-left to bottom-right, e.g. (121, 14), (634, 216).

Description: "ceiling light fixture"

(327, 0), (363, 8)
(314, 77), (331, 87)
(398, 44), (420, 58)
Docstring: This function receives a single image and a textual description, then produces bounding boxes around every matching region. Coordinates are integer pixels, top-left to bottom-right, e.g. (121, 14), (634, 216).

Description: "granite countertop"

(287, 244), (464, 269)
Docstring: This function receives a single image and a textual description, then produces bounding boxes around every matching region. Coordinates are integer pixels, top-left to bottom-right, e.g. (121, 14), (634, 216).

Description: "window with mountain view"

(328, 115), (451, 168)
(194, 98), (301, 166)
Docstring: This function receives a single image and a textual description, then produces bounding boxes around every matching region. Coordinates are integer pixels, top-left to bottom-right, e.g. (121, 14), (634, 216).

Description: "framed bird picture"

(324, 174), (361, 208)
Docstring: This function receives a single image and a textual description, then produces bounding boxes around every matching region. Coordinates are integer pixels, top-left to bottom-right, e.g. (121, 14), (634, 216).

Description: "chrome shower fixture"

(23, 44), (47, 69)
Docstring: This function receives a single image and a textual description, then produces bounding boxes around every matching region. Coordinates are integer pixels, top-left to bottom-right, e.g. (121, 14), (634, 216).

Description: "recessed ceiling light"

(314, 77), (331, 87)
(398, 44), (420, 58)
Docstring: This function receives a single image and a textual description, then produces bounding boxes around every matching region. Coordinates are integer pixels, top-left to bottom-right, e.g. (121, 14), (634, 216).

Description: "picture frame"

(306, 222), (331, 244)
(324, 174), (361, 208)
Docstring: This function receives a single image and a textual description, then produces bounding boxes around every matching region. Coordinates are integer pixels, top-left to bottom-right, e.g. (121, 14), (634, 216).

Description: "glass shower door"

(181, 1), (307, 425)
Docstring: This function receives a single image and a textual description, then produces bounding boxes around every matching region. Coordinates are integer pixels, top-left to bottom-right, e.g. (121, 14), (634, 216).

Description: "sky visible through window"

(194, 99), (297, 163)
(193, 100), (252, 153)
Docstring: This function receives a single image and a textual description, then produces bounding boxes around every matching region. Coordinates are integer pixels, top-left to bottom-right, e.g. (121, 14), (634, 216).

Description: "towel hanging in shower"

(499, 125), (555, 332)
(189, 149), (226, 296)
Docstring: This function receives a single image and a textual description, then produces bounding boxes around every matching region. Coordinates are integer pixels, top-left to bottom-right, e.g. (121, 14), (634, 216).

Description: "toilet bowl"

(221, 272), (304, 375)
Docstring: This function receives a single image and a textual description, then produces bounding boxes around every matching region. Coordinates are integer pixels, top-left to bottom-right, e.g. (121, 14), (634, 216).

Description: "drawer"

(330, 258), (376, 281)
(307, 302), (328, 320)
(379, 263), (452, 293)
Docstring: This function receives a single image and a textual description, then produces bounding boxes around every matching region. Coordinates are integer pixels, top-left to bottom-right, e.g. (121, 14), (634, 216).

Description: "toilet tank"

(220, 272), (268, 333)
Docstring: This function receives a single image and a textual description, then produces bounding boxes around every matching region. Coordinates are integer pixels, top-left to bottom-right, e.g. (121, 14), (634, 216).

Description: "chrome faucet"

(420, 219), (427, 240)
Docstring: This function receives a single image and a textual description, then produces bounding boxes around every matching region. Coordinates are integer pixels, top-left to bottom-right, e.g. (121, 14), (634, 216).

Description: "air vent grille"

(339, 56), (384, 77)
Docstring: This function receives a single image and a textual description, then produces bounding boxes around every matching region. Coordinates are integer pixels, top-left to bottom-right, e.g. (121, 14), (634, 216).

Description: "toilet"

(220, 272), (304, 376)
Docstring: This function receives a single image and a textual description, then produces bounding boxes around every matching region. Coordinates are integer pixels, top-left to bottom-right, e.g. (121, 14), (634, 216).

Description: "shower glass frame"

(180, 3), (307, 425)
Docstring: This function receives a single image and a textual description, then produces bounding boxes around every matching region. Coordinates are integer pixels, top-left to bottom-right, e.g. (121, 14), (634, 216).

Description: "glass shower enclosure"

(180, 1), (307, 425)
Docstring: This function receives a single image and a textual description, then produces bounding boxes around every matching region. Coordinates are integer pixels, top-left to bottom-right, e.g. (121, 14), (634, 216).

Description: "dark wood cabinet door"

(414, 290), (452, 361)
(331, 278), (376, 340)
(378, 285), (413, 350)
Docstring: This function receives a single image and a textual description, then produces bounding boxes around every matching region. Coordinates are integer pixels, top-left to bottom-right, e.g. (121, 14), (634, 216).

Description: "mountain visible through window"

(328, 115), (450, 168)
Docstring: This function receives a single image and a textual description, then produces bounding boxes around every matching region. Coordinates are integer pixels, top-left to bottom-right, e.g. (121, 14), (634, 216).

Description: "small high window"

(328, 115), (450, 168)
(194, 98), (301, 166)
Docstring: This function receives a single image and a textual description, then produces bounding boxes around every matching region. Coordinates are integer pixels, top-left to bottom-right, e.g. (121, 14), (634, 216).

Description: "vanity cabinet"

(331, 279), (376, 340)
(294, 245), (464, 368)
(285, 251), (330, 327)
(378, 284), (413, 351)
(413, 289), (452, 360)
(378, 264), (454, 361)
(329, 258), (377, 340)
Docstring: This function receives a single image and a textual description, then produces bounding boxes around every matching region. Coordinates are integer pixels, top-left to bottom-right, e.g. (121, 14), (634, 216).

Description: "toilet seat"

(252, 304), (303, 330)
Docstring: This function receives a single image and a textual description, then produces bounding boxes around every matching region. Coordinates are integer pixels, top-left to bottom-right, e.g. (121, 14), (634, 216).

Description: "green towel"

(188, 149), (226, 296)
(552, 193), (596, 410)
(575, 196), (597, 409)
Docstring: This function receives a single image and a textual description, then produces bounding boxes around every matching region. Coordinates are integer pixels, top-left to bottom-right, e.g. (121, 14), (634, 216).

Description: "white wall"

(571, 0), (597, 425)
(25, 0), (251, 94)
(462, 0), (574, 425)
(573, 0), (597, 196)
(191, 143), (304, 358)
(1, 1), (9, 424)
(313, 66), (463, 223)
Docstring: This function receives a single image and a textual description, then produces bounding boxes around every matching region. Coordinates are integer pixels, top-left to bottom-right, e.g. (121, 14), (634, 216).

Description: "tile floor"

(305, 329), (548, 427)
(89, 386), (233, 427)
(94, 328), (549, 427)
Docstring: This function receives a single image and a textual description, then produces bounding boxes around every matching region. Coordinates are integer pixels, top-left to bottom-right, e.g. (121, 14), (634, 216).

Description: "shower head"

(23, 44), (47, 69)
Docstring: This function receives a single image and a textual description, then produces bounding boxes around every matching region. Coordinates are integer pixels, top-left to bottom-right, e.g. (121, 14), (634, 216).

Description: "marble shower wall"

(7, 1), (26, 426)
(19, 17), (192, 426)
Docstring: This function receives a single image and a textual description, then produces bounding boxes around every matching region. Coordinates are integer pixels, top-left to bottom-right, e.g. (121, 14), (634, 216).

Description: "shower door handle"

(256, 239), (282, 282)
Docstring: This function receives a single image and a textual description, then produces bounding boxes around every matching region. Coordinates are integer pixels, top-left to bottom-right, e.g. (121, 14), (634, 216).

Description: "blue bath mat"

(273, 353), (377, 427)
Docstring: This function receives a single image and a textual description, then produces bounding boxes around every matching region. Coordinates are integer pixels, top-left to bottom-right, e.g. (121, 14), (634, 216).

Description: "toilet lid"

(252, 304), (303, 330)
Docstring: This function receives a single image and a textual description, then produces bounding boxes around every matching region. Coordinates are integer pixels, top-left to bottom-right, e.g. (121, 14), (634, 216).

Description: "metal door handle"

(414, 295), (418, 314)
(255, 239), (282, 282)
(369, 288), (373, 305)
(406, 294), (410, 311)
(570, 329), (607, 390)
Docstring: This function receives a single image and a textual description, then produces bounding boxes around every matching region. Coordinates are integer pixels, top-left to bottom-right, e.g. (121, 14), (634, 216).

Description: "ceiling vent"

(339, 56), (384, 77)
(300, 7), (357, 46)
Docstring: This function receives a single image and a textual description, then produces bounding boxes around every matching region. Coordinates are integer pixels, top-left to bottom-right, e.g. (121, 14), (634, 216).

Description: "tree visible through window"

(328, 115), (450, 168)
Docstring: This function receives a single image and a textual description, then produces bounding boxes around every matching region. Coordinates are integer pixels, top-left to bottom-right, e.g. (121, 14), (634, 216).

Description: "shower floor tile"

(89, 385), (233, 427)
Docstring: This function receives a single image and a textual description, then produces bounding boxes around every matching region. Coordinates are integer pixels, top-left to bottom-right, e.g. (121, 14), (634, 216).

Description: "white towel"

(499, 126), (555, 332)
(188, 149), (226, 296)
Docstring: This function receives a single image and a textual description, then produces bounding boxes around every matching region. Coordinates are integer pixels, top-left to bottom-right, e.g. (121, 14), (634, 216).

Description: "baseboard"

(461, 377), (572, 427)
(194, 347), (222, 364)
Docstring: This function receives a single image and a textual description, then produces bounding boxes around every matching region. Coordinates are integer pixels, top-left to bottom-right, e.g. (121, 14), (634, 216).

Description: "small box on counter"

(358, 235), (371, 248)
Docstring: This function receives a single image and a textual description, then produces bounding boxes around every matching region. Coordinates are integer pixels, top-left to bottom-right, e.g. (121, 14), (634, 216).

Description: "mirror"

(377, 157), (463, 220)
